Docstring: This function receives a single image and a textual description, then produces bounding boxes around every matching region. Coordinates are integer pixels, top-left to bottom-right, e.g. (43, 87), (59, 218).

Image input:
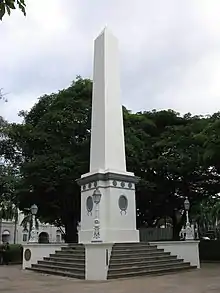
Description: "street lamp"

(92, 188), (102, 205)
(184, 197), (190, 225)
(92, 188), (102, 242)
(29, 204), (38, 243)
(30, 204), (38, 216)
(182, 197), (194, 240)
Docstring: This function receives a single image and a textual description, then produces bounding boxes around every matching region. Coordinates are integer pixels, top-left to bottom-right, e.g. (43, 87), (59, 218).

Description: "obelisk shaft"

(90, 28), (126, 173)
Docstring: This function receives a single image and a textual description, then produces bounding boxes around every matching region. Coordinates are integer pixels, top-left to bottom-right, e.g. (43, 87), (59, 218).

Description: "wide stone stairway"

(27, 244), (86, 279)
(107, 242), (196, 279)
(27, 242), (196, 279)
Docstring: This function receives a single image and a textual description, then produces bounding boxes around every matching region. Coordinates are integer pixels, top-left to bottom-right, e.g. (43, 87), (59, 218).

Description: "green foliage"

(0, 89), (8, 102)
(0, 244), (23, 264)
(199, 240), (220, 261)
(0, 117), (20, 222)
(124, 109), (219, 238)
(191, 196), (220, 232)
(2, 77), (220, 242)
(0, 0), (26, 20)
(203, 113), (220, 172)
(8, 77), (92, 242)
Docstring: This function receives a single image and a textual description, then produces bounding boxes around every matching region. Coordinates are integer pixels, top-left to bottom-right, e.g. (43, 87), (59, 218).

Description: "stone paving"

(0, 264), (220, 293)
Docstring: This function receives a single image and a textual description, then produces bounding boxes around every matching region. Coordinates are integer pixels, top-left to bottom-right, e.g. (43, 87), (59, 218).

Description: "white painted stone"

(150, 241), (200, 268)
(78, 28), (139, 245)
(90, 27), (126, 174)
(22, 243), (66, 269)
(85, 243), (113, 280)
(79, 178), (139, 243)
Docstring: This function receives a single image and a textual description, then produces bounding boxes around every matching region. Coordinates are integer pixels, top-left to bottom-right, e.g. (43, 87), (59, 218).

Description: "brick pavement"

(0, 263), (220, 293)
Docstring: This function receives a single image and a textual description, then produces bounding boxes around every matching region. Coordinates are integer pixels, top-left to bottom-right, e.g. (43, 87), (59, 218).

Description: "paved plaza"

(0, 263), (219, 293)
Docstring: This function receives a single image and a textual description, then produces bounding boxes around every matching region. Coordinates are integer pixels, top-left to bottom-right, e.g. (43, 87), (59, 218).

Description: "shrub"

(199, 240), (220, 261)
(0, 244), (23, 264)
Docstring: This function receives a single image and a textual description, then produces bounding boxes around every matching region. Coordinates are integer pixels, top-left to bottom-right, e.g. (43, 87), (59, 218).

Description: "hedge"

(0, 244), (23, 264)
(199, 240), (220, 261)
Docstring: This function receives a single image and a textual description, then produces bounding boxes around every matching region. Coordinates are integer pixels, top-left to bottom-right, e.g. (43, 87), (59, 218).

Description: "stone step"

(56, 250), (85, 255)
(113, 244), (154, 250)
(51, 252), (85, 258)
(113, 245), (157, 251)
(45, 256), (85, 263)
(32, 263), (85, 274)
(67, 244), (84, 247)
(61, 246), (85, 251)
(107, 264), (196, 279)
(110, 254), (178, 264)
(108, 261), (190, 274)
(111, 250), (171, 259)
(111, 247), (162, 254)
(109, 258), (184, 268)
(27, 267), (85, 279)
(114, 242), (150, 246)
(38, 260), (85, 268)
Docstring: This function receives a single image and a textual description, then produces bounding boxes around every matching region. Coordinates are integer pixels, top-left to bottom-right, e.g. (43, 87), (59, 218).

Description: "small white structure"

(150, 241), (200, 268)
(22, 243), (67, 270)
(0, 211), (64, 244)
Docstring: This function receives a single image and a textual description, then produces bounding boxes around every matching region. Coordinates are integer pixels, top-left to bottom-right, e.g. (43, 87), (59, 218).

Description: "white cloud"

(1, 0), (220, 122)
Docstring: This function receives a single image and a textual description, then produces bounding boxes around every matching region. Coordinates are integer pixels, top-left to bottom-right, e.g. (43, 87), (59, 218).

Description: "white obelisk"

(89, 28), (126, 173)
(77, 28), (139, 245)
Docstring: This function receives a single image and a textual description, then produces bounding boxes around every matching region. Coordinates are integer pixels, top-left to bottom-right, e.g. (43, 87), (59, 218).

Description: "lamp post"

(29, 204), (38, 243)
(92, 188), (102, 242)
(184, 197), (190, 225)
(183, 197), (194, 240)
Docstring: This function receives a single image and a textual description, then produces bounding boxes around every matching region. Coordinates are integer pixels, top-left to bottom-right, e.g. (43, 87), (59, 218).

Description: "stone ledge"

(76, 172), (139, 186)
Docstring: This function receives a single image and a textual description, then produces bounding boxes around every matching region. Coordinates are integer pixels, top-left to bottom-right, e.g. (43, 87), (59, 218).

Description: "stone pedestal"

(22, 243), (66, 269)
(78, 170), (139, 244)
(150, 241), (200, 268)
(85, 243), (113, 280)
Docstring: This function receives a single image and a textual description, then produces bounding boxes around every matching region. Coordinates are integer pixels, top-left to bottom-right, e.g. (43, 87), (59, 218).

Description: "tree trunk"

(172, 214), (179, 240)
(0, 219), (2, 244)
(172, 211), (185, 240)
(64, 217), (78, 243)
(13, 218), (17, 244)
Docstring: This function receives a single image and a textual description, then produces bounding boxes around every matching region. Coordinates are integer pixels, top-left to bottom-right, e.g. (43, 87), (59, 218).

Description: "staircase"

(27, 242), (196, 280)
(27, 244), (85, 279)
(107, 243), (196, 279)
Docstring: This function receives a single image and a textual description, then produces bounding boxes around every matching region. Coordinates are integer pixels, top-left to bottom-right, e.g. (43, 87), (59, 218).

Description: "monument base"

(149, 240), (200, 268)
(85, 243), (113, 280)
(22, 243), (66, 269)
(79, 228), (139, 244)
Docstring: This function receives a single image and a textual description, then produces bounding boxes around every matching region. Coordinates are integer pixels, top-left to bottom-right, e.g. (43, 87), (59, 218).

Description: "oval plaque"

(118, 195), (128, 213)
(86, 196), (93, 213)
(24, 248), (31, 261)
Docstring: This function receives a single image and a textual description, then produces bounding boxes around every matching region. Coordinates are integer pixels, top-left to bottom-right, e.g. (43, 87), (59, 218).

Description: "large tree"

(203, 112), (220, 172)
(124, 110), (220, 238)
(4, 77), (220, 241)
(8, 77), (92, 242)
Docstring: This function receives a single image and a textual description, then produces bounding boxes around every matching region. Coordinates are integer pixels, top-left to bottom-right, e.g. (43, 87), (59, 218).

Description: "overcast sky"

(1, 0), (220, 122)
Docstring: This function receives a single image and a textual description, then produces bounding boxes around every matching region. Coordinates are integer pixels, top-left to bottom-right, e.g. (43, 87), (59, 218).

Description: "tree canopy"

(1, 77), (220, 241)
